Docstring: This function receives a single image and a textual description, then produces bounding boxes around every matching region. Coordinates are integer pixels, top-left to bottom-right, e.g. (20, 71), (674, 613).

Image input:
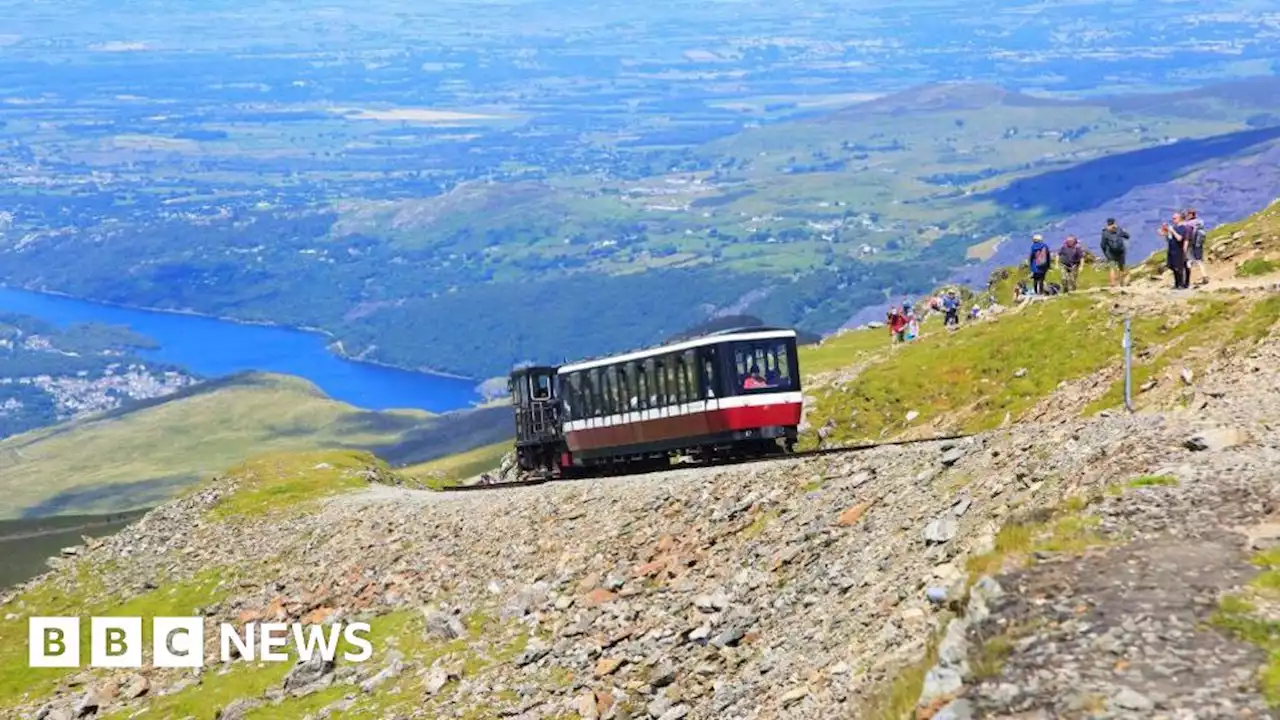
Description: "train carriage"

(509, 327), (802, 476)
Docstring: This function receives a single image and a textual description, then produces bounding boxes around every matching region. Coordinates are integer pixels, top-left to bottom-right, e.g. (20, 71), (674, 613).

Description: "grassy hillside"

(800, 201), (1280, 444)
(401, 440), (511, 487)
(0, 373), (510, 519)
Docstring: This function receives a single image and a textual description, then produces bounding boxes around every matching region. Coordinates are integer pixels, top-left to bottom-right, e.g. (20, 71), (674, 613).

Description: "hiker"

(1028, 234), (1051, 295)
(1160, 214), (1190, 290)
(1100, 218), (1130, 287)
(1185, 208), (1209, 286)
(970, 304), (982, 321)
(942, 290), (960, 327)
(902, 301), (919, 342)
(1058, 235), (1084, 293)
(888, 305), (908, 344)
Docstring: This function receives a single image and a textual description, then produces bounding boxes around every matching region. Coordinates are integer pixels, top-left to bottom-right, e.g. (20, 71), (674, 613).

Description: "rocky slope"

(6, 200), (1280, 718)
(4, 283), (1280, 719)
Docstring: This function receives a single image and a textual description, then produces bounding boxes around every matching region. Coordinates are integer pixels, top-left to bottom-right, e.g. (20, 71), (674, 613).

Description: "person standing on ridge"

(1028, 234), (1051, 296)
(1058, 235), (1084, 293)
(1185, 208), (1209, 286)
(1161, 213), (1190, 290)
(1100, 218), (1129, 287)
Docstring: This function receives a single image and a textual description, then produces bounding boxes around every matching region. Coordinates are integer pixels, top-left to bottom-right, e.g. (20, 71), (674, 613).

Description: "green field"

(0, 373), (508, 519)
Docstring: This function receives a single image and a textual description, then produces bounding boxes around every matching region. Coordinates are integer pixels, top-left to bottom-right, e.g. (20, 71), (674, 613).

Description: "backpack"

(1033, 246), (1049, 268)
(1101, 229), (1124, 256)
(1193, 226), (1206, 249)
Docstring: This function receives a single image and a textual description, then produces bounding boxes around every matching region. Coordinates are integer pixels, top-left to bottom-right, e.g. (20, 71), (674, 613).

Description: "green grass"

(1, 567), (231, 711)
(1238, 258), (1280, 277)
(984, 261), (1113, 304)
(741, 509), (779, 539)
(1209, 546), (1280, 707)
(1251, 549), (1280, 592)
(861, 632), (941, 720)
(806, 295), (1126, 443)
(402, 440), (510, 487)
(0, 372), (505, 519)
(799, 326), (892, 376)
(1212, 594), (1280, 706)
(1232, 296), (1280, 344)
(1082, 298), (1240, 414)
(103, 658), (295, 720)
(970, 631), (1015, 680)
(207, 450), (381, 519)
(1127, 474), (1178, 488)
(965, 497), (1108, 581)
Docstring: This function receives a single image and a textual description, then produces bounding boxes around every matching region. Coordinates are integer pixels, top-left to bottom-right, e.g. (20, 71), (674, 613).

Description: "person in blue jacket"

(1028, 234), (1052, 295)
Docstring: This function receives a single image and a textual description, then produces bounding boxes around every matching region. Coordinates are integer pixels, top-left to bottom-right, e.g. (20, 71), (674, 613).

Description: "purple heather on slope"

(841, 141), (1280, 329)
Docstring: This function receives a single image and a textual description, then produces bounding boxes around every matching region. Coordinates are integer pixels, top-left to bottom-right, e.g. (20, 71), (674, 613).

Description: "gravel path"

(963, 434), (1280, 719)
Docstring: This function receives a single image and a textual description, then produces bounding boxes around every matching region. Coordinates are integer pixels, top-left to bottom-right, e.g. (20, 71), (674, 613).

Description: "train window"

(642, 357), (658, 409)
(657, 357), (666, 407)
(701, 347), (717, 399)
(604, 367), (617, 416)
(565, 373), (581, 421)
(655, 356), (670, 407)
(533, 374), (551, 400)
(679, 349), (696, 403)
(621, 363), (638, 411)
(670, 354), (681, 405)
(734, 341), (794, 391)
(591, 368), (606, 415)
(634, 361), (646, 411)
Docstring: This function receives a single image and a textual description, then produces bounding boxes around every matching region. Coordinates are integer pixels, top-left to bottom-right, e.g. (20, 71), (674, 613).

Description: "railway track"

(437, 432), (974, 493)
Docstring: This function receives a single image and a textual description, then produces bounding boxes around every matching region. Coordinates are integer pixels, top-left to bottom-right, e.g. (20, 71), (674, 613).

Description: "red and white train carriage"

(508, 327), (802, 476)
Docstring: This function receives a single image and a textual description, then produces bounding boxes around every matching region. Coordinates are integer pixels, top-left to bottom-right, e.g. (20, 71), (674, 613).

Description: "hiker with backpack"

(1100, 218), (1130, 287)
(887, 304), (908, 344)
(942, 290), (960, 328)
(1185, 208), (1208, 286)
(1058, 235), (1084, 293)
(1028, 234), (1051, 296)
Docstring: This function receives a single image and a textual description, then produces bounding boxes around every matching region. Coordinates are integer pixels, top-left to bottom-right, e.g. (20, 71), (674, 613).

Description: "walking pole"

(1123, 316), (1135, 413)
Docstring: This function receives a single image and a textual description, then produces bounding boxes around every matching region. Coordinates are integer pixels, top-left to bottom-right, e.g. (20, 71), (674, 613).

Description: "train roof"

(557, 327), (796, 374)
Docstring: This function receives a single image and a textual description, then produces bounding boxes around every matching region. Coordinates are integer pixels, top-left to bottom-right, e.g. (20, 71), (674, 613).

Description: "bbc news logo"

(29, 617), (373, 668)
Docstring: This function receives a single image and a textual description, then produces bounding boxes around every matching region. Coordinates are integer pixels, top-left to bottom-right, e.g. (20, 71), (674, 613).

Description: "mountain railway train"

(507, 327), (803, 477)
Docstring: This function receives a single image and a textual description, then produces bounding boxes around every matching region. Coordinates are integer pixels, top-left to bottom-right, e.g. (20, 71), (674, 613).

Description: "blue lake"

(0, 286), (480, 413)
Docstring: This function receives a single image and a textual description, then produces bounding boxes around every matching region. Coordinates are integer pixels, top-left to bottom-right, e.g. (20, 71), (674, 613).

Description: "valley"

(2, 0), (1280, 378)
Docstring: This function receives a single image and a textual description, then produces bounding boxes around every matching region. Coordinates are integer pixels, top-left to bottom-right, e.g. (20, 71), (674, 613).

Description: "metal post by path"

(1123, 316), (1135, 413)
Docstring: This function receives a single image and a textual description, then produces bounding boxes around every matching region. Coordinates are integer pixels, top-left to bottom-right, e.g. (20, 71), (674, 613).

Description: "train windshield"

(732, 340), (795, 392)
(533, 374), (551, 400)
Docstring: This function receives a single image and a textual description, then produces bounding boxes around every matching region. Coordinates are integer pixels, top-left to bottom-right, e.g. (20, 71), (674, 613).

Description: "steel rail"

(435, 432), (973, 492)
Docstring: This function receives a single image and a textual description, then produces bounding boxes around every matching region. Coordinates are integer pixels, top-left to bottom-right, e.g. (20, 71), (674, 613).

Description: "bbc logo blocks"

(29, 616), (206, 668)
(28, 617), (373, 668)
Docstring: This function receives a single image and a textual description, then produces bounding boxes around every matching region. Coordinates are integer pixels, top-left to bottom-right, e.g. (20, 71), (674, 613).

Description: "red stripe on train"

(565, 402), (802, 452)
